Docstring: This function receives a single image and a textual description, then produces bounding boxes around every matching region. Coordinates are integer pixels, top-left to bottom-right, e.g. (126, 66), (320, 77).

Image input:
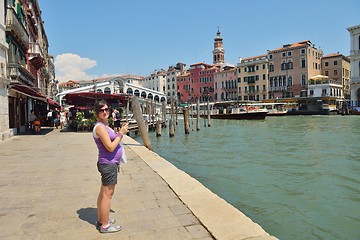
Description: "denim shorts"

(97, 163), (119, 186)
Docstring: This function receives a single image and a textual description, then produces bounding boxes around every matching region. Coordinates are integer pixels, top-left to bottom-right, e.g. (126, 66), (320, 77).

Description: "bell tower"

(212, 28), (225, 64)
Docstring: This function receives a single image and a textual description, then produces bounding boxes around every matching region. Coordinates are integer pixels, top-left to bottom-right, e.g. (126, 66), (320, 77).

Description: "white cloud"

(54, 53), (98, 82)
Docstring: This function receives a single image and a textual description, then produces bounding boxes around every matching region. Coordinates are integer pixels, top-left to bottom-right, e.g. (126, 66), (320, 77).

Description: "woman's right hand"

(120, 123), (129, 135)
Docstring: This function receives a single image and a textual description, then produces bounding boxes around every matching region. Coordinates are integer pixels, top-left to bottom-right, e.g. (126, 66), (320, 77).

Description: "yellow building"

(236, 55), (268, 101)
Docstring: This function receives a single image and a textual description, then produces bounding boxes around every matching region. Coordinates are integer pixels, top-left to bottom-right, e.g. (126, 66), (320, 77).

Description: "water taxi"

(248, 102), (288, 116)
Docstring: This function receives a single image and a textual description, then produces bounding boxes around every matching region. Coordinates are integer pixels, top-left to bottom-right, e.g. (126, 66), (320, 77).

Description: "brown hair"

(94, 99), (108, 116)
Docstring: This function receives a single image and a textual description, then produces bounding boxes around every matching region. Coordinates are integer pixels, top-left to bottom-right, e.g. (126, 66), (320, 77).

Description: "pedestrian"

(53, 109), (60, 128)
(47, 109), (53, 126)
(92, 100), (128, 233)
(59, 111), (66, 129)
(112, 108), (121, 132)
(28, 110), (36, 130)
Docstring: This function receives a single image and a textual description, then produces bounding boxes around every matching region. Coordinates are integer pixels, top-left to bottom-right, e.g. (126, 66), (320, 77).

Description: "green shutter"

(17, 3), (22, 18)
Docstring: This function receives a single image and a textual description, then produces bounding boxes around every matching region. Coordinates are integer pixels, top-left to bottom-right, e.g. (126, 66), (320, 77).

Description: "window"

(269, 64), (274, 72)
(325, 70), (329, 76)
(325, 62), (329, 67)
(287, 51), (292, 56)
(334, 69), (338, 75)
(301, 49), (306, 55)
(334, 61), (338, 65)
(263, 74), (266, 80)
(288, 76), (293, 86)
(301, 58), (306, 68)
(310, 90), (314, 95)
(301, 74), (306, 86)
(288, 61), (293, 69)
(263, 64), (266, 69)
(269, 54), (273, 60)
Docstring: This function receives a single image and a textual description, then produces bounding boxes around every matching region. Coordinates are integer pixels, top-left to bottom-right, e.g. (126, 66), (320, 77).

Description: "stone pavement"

(0, 127), (277, 240)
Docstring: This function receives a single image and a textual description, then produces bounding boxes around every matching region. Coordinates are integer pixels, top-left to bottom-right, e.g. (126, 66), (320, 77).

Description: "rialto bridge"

(57, 76), (167, 106)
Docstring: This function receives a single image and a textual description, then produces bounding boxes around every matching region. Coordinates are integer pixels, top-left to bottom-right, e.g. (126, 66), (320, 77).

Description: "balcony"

(5, 7), (29, 49)
(269, 86), (287, 91)
(28, 42), (45, 69)
(350, 50), (360, 55)
(8, 62), (36, 86)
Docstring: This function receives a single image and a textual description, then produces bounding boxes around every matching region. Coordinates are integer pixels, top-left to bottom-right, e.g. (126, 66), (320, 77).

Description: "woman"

(59, 111), (66, 129)
(92, 100), (128, 233)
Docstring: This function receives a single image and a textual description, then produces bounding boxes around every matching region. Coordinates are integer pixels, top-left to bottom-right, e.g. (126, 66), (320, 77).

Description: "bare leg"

(97, 184), (115, 226)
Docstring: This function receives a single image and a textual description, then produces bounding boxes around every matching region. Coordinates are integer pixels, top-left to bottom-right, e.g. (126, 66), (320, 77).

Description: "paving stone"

(0, 129), (276, 240)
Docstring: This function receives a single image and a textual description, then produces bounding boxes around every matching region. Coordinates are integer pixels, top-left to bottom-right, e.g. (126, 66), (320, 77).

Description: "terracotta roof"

(190, 62), (213, 67)
(322, 53), (342, 58)
(241, 54), (267, 62)
(269, 40), (312, 52)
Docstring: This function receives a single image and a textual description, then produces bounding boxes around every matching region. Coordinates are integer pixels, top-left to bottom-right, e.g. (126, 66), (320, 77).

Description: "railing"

(5, 8), (29, 48)
(269, 86), (287, 91)
(350, 50), (360, 55)
(8, 63), (36, 86)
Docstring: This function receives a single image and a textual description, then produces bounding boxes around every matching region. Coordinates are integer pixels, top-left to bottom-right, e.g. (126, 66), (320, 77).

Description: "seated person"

(33, 118), (41, 133)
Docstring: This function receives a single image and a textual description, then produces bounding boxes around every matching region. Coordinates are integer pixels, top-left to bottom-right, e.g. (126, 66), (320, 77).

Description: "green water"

(134, 116), (360, 240)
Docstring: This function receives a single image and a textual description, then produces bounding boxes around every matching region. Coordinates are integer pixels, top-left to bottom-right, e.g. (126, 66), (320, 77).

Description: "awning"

(64, 92), (130, 107)
(9, 84), (47, 101)
(47, 98), (61, 108)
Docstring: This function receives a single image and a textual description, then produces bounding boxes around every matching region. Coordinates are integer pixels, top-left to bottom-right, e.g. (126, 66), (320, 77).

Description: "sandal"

(99, 224), (122, 233)
(95, 219), (116, 230)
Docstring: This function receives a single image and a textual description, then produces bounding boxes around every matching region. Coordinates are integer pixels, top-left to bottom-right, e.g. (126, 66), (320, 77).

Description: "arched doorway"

(134, 89), (140, 97)
(126, 88), (133, 95)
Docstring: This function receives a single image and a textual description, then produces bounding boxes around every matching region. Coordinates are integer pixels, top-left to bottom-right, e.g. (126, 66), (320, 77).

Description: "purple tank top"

(93, 122), (122, 164)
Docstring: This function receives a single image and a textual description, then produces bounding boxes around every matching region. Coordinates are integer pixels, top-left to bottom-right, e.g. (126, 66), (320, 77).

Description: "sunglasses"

(99, 107), (109, 113)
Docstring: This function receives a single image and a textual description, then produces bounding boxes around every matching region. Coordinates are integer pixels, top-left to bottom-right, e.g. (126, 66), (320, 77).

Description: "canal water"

(134, 116), (360, 240)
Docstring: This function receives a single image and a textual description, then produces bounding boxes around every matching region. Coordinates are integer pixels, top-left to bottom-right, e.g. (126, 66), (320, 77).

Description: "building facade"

(321, 53), (350, 99)
(214, 66), (236, 101)
(188, 62), (218, 103)
(0, 0), (10, 140)
(165, 62), (186, 102)
(4, 0), (54, 139)
(143, 69), (166, 94)
(268, 40), (323, 99)
(236, 55), (269, 101)
(347, 24), (360, 108)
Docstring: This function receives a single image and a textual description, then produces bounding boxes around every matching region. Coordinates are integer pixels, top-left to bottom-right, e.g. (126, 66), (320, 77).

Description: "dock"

(0, 128), (277, 239)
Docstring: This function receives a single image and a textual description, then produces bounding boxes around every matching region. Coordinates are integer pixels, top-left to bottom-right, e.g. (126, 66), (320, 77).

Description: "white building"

(143, 69), (166, 94)
(307, 78), (343, 99)
(347, 24), (360, 108)
(165, 63), (186, 101)
(0, 0), (10, 141)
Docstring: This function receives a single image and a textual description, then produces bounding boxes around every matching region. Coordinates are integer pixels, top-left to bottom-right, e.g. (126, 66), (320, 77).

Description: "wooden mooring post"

(196, 98), (200, 131)
(162, 101), (167, 128)
(131, 96), (152, 150)
(183, 107), (190, 134)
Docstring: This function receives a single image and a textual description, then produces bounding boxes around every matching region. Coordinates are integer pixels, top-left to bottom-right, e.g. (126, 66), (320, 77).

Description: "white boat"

(188, 101), (268, 120)
(248, 102), (288, 116)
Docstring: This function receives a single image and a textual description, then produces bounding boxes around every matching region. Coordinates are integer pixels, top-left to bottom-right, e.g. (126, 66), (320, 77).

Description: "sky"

(38, 0), (360, 83)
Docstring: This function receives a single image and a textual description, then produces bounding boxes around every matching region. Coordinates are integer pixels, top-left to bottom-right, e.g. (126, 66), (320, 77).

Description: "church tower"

(212, 28), (225, 64)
